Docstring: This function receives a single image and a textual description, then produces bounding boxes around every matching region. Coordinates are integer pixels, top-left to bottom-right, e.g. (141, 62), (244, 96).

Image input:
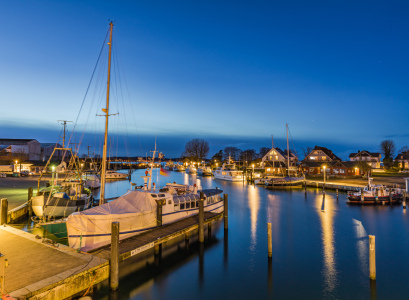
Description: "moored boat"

(213, 158), (245, 182)
(347, 177), (402, 204)
(197, 165), (213, 176)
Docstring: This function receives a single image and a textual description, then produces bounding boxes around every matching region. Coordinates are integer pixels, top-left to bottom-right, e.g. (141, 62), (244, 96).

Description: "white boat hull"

(213, 174), (245, 181)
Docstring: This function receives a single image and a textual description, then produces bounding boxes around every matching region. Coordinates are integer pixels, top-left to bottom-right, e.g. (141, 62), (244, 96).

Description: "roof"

(0, 139), (38, 144)
(311, 146), (342, 161)
(349, 150), (381, 158)
(395, 152), (409, 160)
(0, 145), (11, 151)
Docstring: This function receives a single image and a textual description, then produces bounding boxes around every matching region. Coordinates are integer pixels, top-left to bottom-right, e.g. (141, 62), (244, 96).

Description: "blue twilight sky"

(1, 0), (409, 159)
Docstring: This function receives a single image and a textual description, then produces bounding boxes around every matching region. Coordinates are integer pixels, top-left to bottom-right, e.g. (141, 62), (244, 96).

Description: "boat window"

(158, 194), (166, 197)
(151, 194), (158, 198)
(168, 200), (172, 205)
(180, 203), (185, 210)
(191, 201), (196, 208)
(174, 204), (180, 211)
(186, 202), (190, 209)
(196, 201), (200, 208)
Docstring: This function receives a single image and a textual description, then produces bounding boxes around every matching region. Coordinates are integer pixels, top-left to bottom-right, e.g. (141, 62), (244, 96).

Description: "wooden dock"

(2, 211), (223, 300)
(305, 180), (364, 191)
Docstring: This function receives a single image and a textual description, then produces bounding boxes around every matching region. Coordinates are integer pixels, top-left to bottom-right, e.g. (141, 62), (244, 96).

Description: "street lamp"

(15, 160), (18, 173)
(52, 166), (56, 186)
(355, 167), (358, 175)
(323, 165), (326, 184)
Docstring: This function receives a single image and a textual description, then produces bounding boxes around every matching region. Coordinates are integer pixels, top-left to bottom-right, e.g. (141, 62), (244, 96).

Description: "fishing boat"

(185, 164), (197, 174)
(265, 124), (304, 188)
(66, 171), (223, 252)
(213, 157), (245, 182)
(105, 169), (129, 179)
(197, 165), (213, 176)
(82, 173), (101, 189)
(347, 177), (402, 204)
(174, 164), (186, 172)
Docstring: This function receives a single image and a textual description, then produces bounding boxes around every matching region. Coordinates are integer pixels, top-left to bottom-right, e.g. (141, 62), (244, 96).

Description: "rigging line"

(288, 127), (298, 156)
(113, 39), (131, 158)
(114, 37), (143, 156)
(66, 26), (110, 153)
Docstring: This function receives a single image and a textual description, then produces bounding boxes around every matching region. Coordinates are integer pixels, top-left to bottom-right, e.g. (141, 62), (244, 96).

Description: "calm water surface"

(58, 170), (409, 299)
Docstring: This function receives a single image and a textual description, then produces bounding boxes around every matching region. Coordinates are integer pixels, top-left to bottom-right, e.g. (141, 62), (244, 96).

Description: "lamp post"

(355, 167), (358, 176)
(15, 160), (18, 174)
(51, 166), (56, 186)
(323, 165), (326, 184)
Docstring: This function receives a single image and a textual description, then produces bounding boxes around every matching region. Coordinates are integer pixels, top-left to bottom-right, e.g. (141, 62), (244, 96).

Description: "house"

(299, 161), (363, 176)
(0, 139), (41, 161)
(303, 146), (342, 162)
(349, 150), (381, 168)
(262, 147), (298, 175)
(395, 151), (409, 169)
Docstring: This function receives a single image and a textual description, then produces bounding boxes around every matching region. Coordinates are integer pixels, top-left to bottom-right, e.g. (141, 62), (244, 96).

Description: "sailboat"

(265, 124), (304, 188)
(62, 23), (223, 252)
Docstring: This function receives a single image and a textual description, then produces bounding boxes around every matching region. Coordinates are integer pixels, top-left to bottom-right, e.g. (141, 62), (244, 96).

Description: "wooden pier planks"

(92, 212), (222, 261)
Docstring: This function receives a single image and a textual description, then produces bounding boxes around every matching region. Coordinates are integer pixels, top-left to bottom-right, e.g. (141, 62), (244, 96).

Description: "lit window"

(310, 156), (316, 160)
(275, 156), (278, 160)
(267, 168), (271, 172)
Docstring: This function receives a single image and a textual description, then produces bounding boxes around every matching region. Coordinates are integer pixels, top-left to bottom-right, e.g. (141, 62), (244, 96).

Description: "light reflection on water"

(11, 169), (409, 299)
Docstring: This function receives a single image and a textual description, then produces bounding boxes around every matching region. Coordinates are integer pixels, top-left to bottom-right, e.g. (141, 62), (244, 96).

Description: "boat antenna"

(100, 22), (114, 206)
(148, 139), (157, 190)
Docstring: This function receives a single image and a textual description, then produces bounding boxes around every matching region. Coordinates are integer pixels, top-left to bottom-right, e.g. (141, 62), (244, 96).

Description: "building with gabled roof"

(395, 151), (409, 169)
(303, 146), (342, 162)
(349, 150), (381, 168)
(0, 139), (41, 161)
(299, 160), (362, 176)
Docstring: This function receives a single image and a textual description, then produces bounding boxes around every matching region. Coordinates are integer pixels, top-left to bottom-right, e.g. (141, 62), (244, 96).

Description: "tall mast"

(286, 124), (290, 176)
(100, 22), (114, 205)
(57, 120), (73, 148)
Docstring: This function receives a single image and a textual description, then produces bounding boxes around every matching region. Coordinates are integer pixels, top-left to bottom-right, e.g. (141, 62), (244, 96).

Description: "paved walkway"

(0, 226), (106, 298)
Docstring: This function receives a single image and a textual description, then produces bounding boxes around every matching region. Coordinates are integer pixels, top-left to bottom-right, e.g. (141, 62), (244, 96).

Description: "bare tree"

(183, 139), (209, 161)
(380, 139), (396, 159)
(398, 146), (409, 154)
(259, 147), (270, 158)
(301, 147), (312, 158)
(223, 147), (240, 161)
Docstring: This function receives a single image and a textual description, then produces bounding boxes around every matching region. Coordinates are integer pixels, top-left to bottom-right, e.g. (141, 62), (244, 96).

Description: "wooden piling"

(224, 194), (228, 230)
(0, 199), (8, 225)
(208, 222), (212, 239)
(156, 199), (165, 227)
(336, 188), (338, 197)
(267, 222), (272, 258)
(361, 188), (364, 203)
(28, 187), (33, 217)
(403, 191), (407, 209)
(389, 190), (392, 205)
(304, 181), (307, 195)
(369, 235), (376, 280)
(110, 222), (119, 291)
(199, 192), (204, 243)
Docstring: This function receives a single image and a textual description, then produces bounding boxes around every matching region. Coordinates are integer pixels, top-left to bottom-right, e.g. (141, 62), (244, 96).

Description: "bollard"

(403, 191), (407, 209)
(369, 235), (376, 280)
(199, 192), (204, 243)
(267, 223), (272, 258)
(0, 199), (8, 225)
(224, 194), (228, 230)
(110, 222), (119, 291)
(155, 199), (165, 227)
(28, 187), (33, 217)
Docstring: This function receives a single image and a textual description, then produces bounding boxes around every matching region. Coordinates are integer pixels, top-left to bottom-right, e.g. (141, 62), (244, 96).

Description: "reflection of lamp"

(15, 160), (18, 173)
(355, 167), (358, 175)
(252, 164), (255, 176)
(323, 165), (326, 184)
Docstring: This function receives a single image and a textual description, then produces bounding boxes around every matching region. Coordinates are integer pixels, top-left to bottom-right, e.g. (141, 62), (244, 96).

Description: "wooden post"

(0, 199), (8, 225)
(28, 187), (33, 217)
(267, 222), (272, 258)
(389, 189), (392, 205)
(110, 222), (119, 291)
(224, 194), (228, 230)
(403, 191), (406, 209)
(336, 188), (338, 198)
(156, 199), (165, 227)
(304, 181), (307, 195)
(199, 192), (204, 243)
(185, 231), (190, 240)
(369, 235), (376, 281)
(361, 188), (364, 203)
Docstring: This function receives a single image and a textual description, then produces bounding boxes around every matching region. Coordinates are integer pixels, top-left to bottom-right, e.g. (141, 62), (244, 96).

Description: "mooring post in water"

(389, 190), (393, 205)
(304, 181), (307, 195)
(28, 187), (33, 217)
(208, 222), (212, 239)
(155, 199), (166, 227)
(267, 222), (272, 258)
(369, 235), (376, 281)
(199, 192), (204, 243)
(0, 199), (8, 225)
(361, 188), (364, 203)
(110, 222), (119, 291)
(224, 193), (228, 230)
(403, 191), (406, 209)
(336, 188), (338, 198)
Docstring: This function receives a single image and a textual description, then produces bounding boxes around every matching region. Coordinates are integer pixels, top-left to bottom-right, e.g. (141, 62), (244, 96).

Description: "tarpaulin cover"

(66, 190), (158, 251)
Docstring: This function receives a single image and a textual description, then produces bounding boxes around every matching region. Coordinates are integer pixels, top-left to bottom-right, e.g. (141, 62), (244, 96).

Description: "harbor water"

(17, 169), (409, 299)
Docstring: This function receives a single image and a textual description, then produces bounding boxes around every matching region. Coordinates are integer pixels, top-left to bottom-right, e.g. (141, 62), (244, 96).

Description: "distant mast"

(286, 124), (290, 176)
(100, 22), (114, 205)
